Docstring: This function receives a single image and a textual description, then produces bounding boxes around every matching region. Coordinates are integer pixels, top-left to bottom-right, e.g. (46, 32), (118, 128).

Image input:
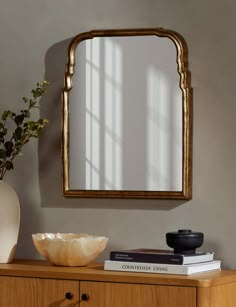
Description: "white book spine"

(182, 252), (214, 264)
(104, 260), (221, 275)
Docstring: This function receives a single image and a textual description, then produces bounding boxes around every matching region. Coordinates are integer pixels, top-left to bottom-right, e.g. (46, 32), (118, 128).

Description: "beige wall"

(1, 0), (236, 268)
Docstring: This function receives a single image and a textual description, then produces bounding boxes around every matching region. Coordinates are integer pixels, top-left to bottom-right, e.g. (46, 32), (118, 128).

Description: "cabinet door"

(0, 276), (43, 307)
(80, 281), (196, 307)
(43, 279), (80, 306)
(0, 276), (80, 307)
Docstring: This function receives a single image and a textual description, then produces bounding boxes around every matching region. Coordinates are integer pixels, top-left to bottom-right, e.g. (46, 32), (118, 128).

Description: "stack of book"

(104, 248), (221, 275)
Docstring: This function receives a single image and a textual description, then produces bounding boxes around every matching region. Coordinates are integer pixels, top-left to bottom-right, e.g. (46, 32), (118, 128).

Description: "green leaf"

(2, 110), (13, 120)
(5, 141), (13, 150)
(36, 127), (43, 137)
(25, 121), (37, 130)
(5, 141), (14, 157)
(5, 161), (13, 170)
(14, 114), (25, 126)
(31, 88), (43, 99)
(0, 149), (6, 159)
(0, 132), (5, 139)
(14, 127), (23, 140)
(6, 149), (13, 157)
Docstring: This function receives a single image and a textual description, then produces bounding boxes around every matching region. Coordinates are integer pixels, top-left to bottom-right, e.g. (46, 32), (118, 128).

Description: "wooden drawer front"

(80, 281), (196, 307)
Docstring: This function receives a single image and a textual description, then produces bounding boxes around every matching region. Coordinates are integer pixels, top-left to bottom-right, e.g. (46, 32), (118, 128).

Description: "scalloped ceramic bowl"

(32, 233), (108, 266)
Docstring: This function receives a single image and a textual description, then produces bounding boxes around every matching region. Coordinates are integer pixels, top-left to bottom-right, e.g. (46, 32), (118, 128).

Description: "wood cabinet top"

(0, 259), (236, 288)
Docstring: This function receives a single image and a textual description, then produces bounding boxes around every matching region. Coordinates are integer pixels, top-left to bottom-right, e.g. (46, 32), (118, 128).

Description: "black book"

(110, 248), (214, 265)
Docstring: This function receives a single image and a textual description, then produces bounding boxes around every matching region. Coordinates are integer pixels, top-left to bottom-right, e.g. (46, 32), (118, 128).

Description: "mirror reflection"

(62, 29), (192, 199)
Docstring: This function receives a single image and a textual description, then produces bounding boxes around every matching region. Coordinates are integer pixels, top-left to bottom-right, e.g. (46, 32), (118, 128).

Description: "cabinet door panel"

(0, 276), (80, 307)
(0, 276), (43, 307)
(210, 284), (236, 307)
(80, 281), (196, 307)
(43, 279), (80, 306)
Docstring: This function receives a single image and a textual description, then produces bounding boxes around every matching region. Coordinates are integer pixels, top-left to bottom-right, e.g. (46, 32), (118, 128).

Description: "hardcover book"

(110, 248), (214, 265)
(104, 260), (221, 275)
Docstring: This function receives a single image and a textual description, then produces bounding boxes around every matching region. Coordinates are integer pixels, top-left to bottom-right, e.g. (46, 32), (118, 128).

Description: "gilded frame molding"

(62, 28), (192, 199)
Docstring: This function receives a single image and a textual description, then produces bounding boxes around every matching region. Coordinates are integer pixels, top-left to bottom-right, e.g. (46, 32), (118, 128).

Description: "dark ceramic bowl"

(166, 229), (204, 254)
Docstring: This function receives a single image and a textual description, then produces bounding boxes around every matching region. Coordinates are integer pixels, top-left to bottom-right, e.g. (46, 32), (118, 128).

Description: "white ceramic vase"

(0, 180), (20, 263)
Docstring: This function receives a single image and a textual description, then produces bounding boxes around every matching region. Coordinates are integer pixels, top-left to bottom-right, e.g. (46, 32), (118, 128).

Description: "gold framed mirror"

(62, 28), (192, 199)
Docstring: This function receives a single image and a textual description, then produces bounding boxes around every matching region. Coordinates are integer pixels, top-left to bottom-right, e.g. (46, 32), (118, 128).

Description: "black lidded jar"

(166, 229), (204, 254)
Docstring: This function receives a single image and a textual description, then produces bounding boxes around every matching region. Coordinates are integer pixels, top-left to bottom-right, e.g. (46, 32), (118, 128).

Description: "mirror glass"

(62, 29), (192, 199)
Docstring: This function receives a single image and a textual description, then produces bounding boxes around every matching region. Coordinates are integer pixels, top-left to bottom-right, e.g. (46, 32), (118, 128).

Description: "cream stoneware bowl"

(32, 233), (108, 266)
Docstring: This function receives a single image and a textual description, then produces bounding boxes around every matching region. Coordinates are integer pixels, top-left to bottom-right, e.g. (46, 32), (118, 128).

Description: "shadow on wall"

(38, 37), (188, 210)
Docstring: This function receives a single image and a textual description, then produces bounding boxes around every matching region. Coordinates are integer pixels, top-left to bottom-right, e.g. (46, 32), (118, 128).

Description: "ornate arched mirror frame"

(62, 28), (192, 199)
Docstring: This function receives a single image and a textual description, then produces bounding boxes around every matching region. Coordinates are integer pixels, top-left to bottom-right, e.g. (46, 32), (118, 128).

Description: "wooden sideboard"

(0, 260), (236, 306)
